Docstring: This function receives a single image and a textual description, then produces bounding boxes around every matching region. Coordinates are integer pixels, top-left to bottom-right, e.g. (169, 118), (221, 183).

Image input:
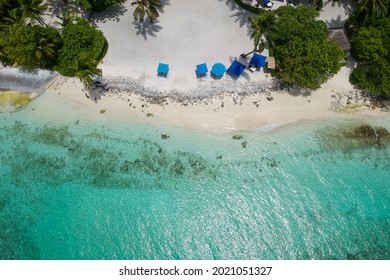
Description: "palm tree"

(54, 10), (76, 27)
(307, 0), (340, 10)
(35, 37), (56, 66)
(355, 0), (388, 22)
(131, 0), (161, 23)
(0, 0), (11, 16)
(2, 8), (25, 25)
(244, 11), (278, 57)
(17, 0), (47, 26)
(73, 54), (100, 90)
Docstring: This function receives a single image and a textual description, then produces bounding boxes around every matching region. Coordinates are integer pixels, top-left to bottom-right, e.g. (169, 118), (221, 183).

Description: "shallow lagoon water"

(0, 108), (389, 259)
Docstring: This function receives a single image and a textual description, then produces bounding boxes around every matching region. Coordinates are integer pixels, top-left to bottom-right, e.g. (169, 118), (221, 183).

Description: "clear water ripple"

(0, 113), (389, 259)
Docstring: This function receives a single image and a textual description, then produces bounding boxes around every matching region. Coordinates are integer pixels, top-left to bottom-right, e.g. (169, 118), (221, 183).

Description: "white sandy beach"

(92, 0), (277, 92)
(39, 64), (388, 131)
(13, 0), (390, 130)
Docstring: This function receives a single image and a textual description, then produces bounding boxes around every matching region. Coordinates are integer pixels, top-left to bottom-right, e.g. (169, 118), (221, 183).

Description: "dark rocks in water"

(232, 134), (243, 140)
(320, 124), (390, 152)
(216, 155), (222, 159)
(344, 125), (390, 144)
(270, 161), (278, 168)
(172, 158), (185, 176)
(241, 141), (247, 148)
(161, 134), (170, 140)
(32, 125), (73, 147)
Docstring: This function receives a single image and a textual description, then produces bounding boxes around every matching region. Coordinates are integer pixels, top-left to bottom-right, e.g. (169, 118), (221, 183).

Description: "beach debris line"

(232, 134), (243, 140)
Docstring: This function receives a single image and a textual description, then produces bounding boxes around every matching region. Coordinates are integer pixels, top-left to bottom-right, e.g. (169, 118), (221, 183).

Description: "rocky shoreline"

(90, 75), (389, 113)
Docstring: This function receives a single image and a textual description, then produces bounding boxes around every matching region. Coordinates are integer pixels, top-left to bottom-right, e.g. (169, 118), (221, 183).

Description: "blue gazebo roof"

(157, 63), (169, 74)
(196, 63), (208, 75)
(227, 60), (246, 77)
(250, 53), (267, 68)
(211, 63), (226, 77)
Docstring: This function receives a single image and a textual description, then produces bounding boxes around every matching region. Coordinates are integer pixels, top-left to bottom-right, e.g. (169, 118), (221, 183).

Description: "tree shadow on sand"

(218, 0), (238, 11)
(338, 0), (355, 16)
(133, 20), (163, 40)
(325, 15), (345, 28)
(45, 0), (86, 18)
(157, 0), (171, 11)
(230, 9), (252, 28)
(90, 3), (127, 24)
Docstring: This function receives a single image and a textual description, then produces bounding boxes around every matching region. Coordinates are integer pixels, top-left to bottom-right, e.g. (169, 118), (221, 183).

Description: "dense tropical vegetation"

(0, 0), (107, 88)
(55, 18), (106, 76)
(247, 5), (344, 89)
(246, 10), (278, 56)
(307, 0), (340, 11)
(347, 0), (390, 98)
(1, 0), (389, 96)
(0, 25), (61, 69)
(77, 0), (125, 12)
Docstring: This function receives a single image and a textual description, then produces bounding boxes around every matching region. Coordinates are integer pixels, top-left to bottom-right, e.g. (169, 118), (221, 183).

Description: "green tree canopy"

(276, 37), (344, 89)
(350, 60), (390, 97)
(131, 0), (161, 23)
(307, 0), (340, 11)
(271, 5), (344, 89)
(56, 18), (107, 78)
(346, 0), (389, 34)
(350, 17), (390, 97)
(16, 0), (47, 26)
(355, 0), (389, 23)
(248, 9), (278, 54)
(0, 25), (61, 69)
(273, 5), (320, 44)
(351, 28), (388, 62)
(78, 0), (125, 12)
(0, 0), (18, 19)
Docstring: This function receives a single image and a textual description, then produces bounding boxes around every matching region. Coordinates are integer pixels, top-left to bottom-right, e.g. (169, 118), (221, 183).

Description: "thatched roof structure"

(328, 28), (351, 52)
(267, 57), (275, 70)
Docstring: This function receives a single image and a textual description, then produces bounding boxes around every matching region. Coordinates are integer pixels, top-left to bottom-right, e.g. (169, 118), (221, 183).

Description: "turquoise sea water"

(0, 106), (389, 260)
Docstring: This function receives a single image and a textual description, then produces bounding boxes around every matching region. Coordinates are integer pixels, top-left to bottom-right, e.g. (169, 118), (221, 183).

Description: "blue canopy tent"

(250, 53), (267, 68)
(211, 63), (226, 77)
(157, 63), (169, 77)
(196, 63), (208, 76)
(227, 60), (246, 77)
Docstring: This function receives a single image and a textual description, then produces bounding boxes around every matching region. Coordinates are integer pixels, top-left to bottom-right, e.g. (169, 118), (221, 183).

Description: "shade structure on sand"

(157, 63), (169, 76)
(196, 63), (208, 75)
(211, 63), (226, 77)
(250, 53), (267, 68)
(263, 0), (273, 7)
(267, 57), (275, 69)
(227, 60), (246, 77)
